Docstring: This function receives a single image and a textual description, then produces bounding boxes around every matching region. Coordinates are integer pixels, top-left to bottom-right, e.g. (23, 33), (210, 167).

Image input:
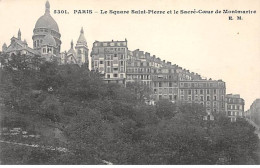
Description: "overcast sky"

(0, 0), (259, 109)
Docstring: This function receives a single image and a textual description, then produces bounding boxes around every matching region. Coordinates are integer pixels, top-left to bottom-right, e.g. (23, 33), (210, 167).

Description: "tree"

(126, 81), (152, 103)
(155, 100), (177, 119)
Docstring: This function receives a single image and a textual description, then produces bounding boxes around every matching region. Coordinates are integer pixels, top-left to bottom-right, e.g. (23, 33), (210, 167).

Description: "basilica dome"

(34, 1), (59, 33)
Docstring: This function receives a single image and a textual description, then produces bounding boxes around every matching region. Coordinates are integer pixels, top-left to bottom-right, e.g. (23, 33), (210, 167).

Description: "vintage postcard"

(0, 0), (259, 165)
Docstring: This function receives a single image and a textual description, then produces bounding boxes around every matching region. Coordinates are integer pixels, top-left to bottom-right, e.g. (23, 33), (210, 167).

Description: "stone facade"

(90, 40), (227, 116)
(225, 94), (245, 122)
(1, 1), (88, 67)
(90, 40), (128, 84)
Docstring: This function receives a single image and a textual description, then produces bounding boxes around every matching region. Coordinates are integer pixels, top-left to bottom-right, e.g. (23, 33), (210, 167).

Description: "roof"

(77, 27), (87, 44)
(34, 1), (59, 33)
(42, 34), (56, 47)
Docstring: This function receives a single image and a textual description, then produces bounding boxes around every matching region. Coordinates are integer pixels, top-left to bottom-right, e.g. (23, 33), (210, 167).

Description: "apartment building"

(225, 94), (245, 122)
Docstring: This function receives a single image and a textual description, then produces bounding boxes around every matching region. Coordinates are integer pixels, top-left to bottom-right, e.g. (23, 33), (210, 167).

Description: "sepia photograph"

(0, 0), (260, 165)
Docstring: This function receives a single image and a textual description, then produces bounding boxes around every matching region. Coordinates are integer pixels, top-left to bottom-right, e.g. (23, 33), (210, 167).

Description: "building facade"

(179, 80), (226, 115)
(90, 40), (226, 116)
(90, 40), (128, 84)
(225, 94), (245, 122)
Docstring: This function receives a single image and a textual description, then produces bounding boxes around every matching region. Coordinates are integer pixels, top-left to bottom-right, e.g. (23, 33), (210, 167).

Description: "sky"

(0, 0), (259, 109)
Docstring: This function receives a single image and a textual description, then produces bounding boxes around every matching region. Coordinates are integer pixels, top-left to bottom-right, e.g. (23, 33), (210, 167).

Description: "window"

(159, 95), (162, 100)
(120, 74), (124, 78)
(207, 96), (210, 101)
(107, 74), (110, 78)
(207, 89), (210, 94)
(159, 82), (162, 87)
(100, 61), (103, 64)
(213, 89), (217, 94)
(200, 96), (204, 101)
(169, 82), (172, 87)
(113, 74), (118, 77)
(200, 89), (203, 94)
(214, 96), (217, 101)
(47, 47), (52, 53)
(188, 90), (191, 95)
(195, 89), (198, 94)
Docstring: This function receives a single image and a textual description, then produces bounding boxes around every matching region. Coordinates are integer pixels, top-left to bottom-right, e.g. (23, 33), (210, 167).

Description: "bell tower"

(75, 27), (89, 67)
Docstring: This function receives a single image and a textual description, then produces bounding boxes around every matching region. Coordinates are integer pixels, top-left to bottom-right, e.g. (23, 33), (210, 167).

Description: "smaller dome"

(42, 34), (56, 47)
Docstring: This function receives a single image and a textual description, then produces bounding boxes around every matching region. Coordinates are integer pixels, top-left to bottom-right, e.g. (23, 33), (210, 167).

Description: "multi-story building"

(179, 80), (226, 115)
(151, 66), (179, 102)
(225, 94), (245, 122)
(90, 39), (128, 84)
(90, 40), (226, 116)
(126, 49), (154, 87)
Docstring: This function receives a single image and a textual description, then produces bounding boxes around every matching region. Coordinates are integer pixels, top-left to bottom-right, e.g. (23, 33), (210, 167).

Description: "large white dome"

(34, 1), (59, 33)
